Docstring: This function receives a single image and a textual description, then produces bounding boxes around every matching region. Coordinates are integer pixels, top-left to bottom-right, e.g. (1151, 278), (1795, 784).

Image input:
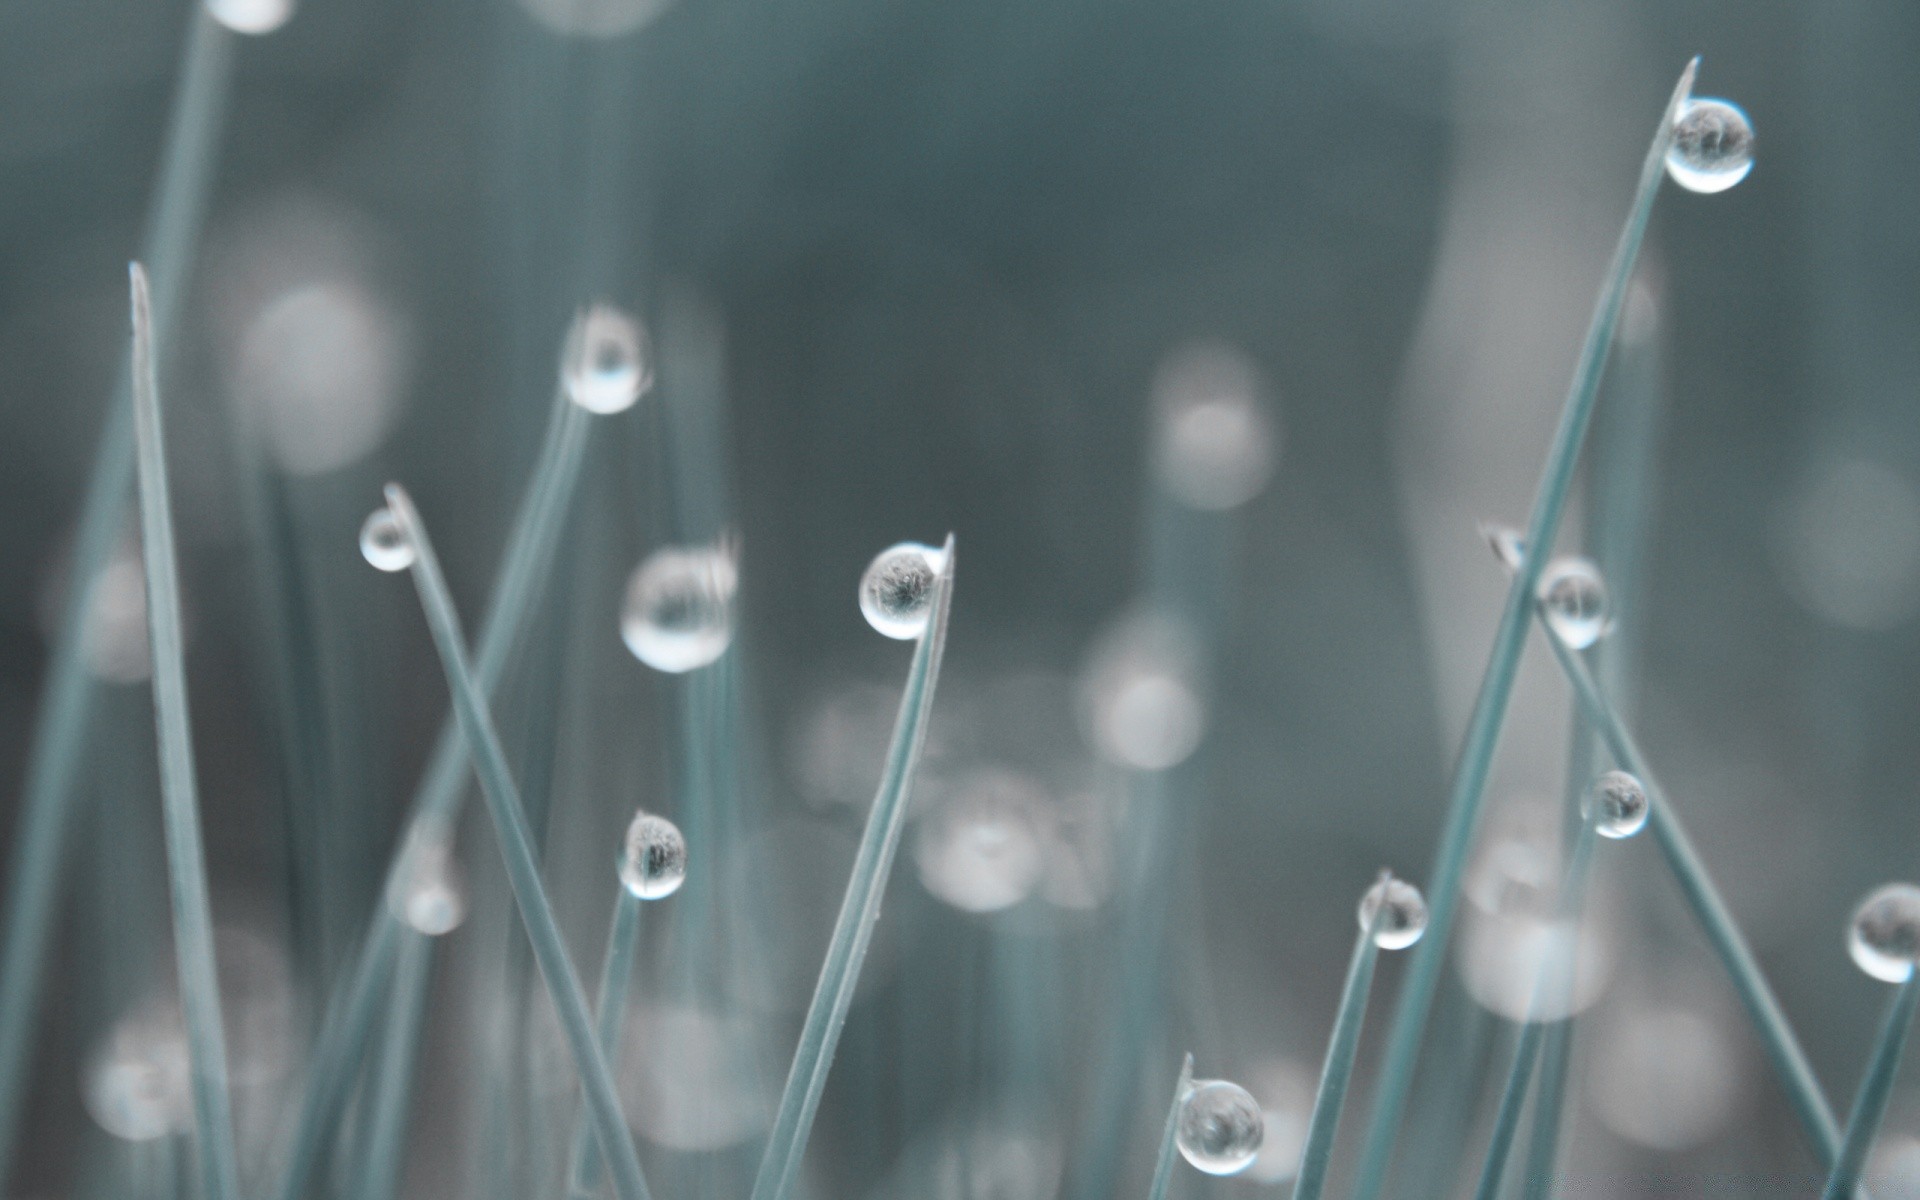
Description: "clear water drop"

(1583, 770), (1650, 839)
(1539, 557), (1610, 649)
(620, 812), (687, 900)
(912, 769), (1048, 913)
(1666, 98), (1754, 194)
(1150, 341), (1277, 511)
(82, 1006), (189, 1141)
(359, 507), (415, 572)
(1850, 883), (1920, 982)
(388, 823), (467, 936)
(620, 544), (737, 673)
(562, 303), (652, 415)
(205, 0), (296, 34)
(1176, 1079), (1265, 1176)
(1479, 521), (1526, 574)
(859, 541), (945, 639)
(1358, 872), (1428, 950)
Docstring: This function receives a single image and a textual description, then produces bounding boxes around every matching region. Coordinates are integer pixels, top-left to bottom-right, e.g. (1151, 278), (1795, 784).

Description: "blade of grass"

(348, 927), (434, 1200)
(271, 392), (590, 1200)
(0, 15), (235, 1189)
(383, 483), (653, 1200)
(1146, 1054), (1195, 1200)
(1470, 824), (1598, 1200)
(1541, 618), (1846, 1164)
(1824, 977), (1920, 1200)
(749, 534), (957, 1200)
(567, 888), (644, 1198)
(1350, 57), (1699, 1200)
(1294, 913), (1384, 1200)
(128, 263), (242, 1200)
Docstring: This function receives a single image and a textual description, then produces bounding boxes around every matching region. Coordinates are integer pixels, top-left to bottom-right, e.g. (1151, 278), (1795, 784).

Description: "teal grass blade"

(1824, 977), (1920, 1200)
(1293, 909), (1384, 1200)
(568, 888), (644, 1198)
(1146, 1055), (1195, 1200)
(749, 536), (957, 1200)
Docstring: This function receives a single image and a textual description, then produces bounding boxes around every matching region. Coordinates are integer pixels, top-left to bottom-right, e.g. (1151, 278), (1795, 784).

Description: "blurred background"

(2, 0), (1918, 1196)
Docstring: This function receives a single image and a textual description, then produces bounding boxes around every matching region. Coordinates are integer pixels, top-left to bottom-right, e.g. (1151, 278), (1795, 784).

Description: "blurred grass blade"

(384, 483), (652, 1200)
(1824, 978), (1920, 1200)
(272, 393), (590, 1200)
(1542, 618), (1846, 1164)
(0, 14), (236, 1189)
(1294, 919), (1383, 1200)
(1146, 1054), (1195, 1200)
(750, 535), (957, 1200)
(567, 889), (644, 1198)
(349, 928), (433, 1200)
(1470, 825), (1598, 1200)
(128, 263), (243, 1200)
(1350, 57), (1699, 1200)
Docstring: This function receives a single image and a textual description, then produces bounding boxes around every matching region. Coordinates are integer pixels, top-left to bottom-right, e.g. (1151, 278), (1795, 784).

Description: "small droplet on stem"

(359, 507), (415, 572)
(562, 303), (652, 415)
(205, 0), (296, 35)
(858, 542), (945, 640)
(1539, 557), (1612, 650)
(620, 812), (688, 901)
(1478, 522), (1527, 574)
(620, 543), (738, 673)
(1583, 770), (1650, 840)
(1666, 98), (1754, 194)
(1359, 872), (1429, 951)
(1850, 884), (1920, 983)
(1177, 1078), (1264, 1175)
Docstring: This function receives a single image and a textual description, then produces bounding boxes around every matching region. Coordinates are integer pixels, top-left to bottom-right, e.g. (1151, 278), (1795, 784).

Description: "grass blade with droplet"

(1146, 1054), (1195, 1200)
(1349, 58), (1699, 1200)
(128, 263), (242, 1200)
(383, 483), (653, 1200)
(1824, 977), (1920, 1200)
(1293, 920), (1383, 1200)
(566, 888), (644, 1198)
(750, 535), (957, 1200)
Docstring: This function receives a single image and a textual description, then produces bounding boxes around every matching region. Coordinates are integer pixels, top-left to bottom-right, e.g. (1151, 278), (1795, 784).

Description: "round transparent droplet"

(1849, 883), (1920, 982)
(1666, 98), (1754, 194)
(913, 769), (1048, 913)
(1539, 557), (1610, 649)
(859, 542), (944, 640)
(620, 812), (687, 900)
(1177, 1079), (1265, 1176)
(620, 545), (737, 672)
(83, 1009), (190, 1141)
(206, 0), (296, 34)
(1479, 522), (1526, 574)
(359, 508), (415, 572)
(388, 824), (467, 936)
(1358, 873), (1428, 950)
(562, 303), (652, 415)
(1583, 770), (1650, 839)
(1150, 341), (1277, 511)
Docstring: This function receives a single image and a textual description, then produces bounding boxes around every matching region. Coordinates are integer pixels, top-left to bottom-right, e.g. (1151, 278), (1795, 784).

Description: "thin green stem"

(384, 484), (652, 1200)
(1542, 620), (1845, 1164)
(568, 888), (644, 1198)
(1147, 1055), (1195, 1200)
(0, 14), (235, 1190)
(128, 264), (242, 1200)
(1293, 919), (1382, 1200)
(272, 393), (591, 1200)
(1471, 824), (1598, 1200)
(1824, 977), (1920, 1200)
(749, 536), (958, 1200)
(349, 928), (434, 1200)
(1350, 58), (1698, 1200)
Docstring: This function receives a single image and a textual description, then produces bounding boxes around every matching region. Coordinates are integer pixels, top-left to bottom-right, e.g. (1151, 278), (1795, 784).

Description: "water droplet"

(388, 823), (467, 936)
(1078, 613), (1207, 771)
(205, 0), (296, 34)
(1666, 98), (1754, 194)
(620, 812), (687, 900)
(1176, 1079), (1264, 1176)
(359, 507), (415, 572)
(83, 1006), (189, 1141)
(1358, 872), (1428, 950)
(562, 303), (652, 415)
(859, 542), (945, 640)
(620, 544), (737, 672)
(1538, 557), (1610, 649)
(1849, 883), (1920, 982)
(1150, 341), (1277, 511)
(1478, 521), (1526, 574)
(1583, 770), (1650, 839)
(913, 769), (1048, 913)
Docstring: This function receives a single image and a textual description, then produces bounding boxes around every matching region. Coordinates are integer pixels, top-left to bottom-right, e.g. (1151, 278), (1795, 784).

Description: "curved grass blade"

(750, 535), (958, 1200)
(384, 484), (652, 1200)
(0, 16), (236, 1188)
(348, 928), (434, 1200)
(1350, 57), (1699, 1200)
(272, 393), (591, 1200)
(1146, 1054), (1195, 1200)
(567, 889), (644, 1198)
(1541, 619), (1846, 1164)
(128, 263), (242, 1200)
(1294, 913), (1383, 1200)
(1824, 977), (1920, 1200)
